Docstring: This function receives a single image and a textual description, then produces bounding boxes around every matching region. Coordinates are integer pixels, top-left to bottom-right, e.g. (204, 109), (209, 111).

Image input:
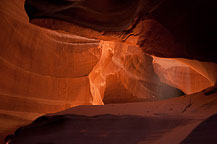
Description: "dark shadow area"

(7, 114), (191, 144)
(24, 0), (217, 63)
(24, 0), (143, 32)
(150, 0), (217, 62)
(181, 113), (217, 144)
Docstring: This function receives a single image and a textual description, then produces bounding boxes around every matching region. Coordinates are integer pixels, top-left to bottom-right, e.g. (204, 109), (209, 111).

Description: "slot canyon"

(0, 0), (217, 143)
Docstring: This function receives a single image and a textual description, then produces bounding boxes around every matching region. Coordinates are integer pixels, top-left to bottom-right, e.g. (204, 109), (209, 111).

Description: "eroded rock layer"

(153, 57), (217, 94)
(7, 88), (217, 144)
(0, 0), (217, 142)
(90, 41), (184, 104)
(0, 0), (216, 117)
(25, 0), (217, 62)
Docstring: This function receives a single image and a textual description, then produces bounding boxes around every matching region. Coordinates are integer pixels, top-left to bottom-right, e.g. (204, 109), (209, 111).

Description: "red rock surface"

(0, 0), (217, 143)
(153, 57), (217, 94)
(0, 0), (184, 115)
(6, 87), (217, 144)
(25, 0), (217, 62)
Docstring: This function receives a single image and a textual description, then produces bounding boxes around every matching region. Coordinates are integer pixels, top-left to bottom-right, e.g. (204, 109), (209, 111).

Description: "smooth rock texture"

(0, 0), (101, 111)
(7, 114), (195, 144)
(7, 88), (217, 144)
(0, 2), (183, 141)
(153, 57), (217, 94)
(25, 0), (217, 62)
(90, 41), (184, 104)
(0, 0), (186, 116)
(0, 0), (217, 143)
(0, 2), (100, 141)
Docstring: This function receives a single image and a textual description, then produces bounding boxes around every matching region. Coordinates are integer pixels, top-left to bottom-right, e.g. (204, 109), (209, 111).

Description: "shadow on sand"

(181, 113), (217, 144)
(6, 113), (217, 144)
(7, 114), (191, 144)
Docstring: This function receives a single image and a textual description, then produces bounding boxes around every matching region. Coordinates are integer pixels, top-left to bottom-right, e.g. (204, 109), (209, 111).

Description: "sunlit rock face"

(1, 0), (217, 141)
(0, 0), (216, 115)
(0, 0), (101, 114)
(90, 41), (184, 104)
(0, 0), (184, 118)
(153, 57), (217, 94)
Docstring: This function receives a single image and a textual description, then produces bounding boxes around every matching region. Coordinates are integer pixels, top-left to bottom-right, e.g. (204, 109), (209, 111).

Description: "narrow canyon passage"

(0, 0), (217, 143)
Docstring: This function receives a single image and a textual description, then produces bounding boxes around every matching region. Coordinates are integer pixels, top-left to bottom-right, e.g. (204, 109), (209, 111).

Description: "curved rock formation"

(25, 0), (217, 62)
(153, 57), (217, 94)
(0, 0), (187, 115)
(90, 41), (184, 104)
(6, 89), (217, 144)
(0, 2), (187, 135)
(0, 0), (217, 142)
(0, 0), (101, 112)
(24, 0), (143, 32)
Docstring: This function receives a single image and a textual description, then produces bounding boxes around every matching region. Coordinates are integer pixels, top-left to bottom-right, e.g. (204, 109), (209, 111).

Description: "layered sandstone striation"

(0, 0), (217, 142)
(153, 57), (217, 94)
(25, 0), (217, 62)
(90, 41), (184, 104)
(0, 0), (183, 116)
